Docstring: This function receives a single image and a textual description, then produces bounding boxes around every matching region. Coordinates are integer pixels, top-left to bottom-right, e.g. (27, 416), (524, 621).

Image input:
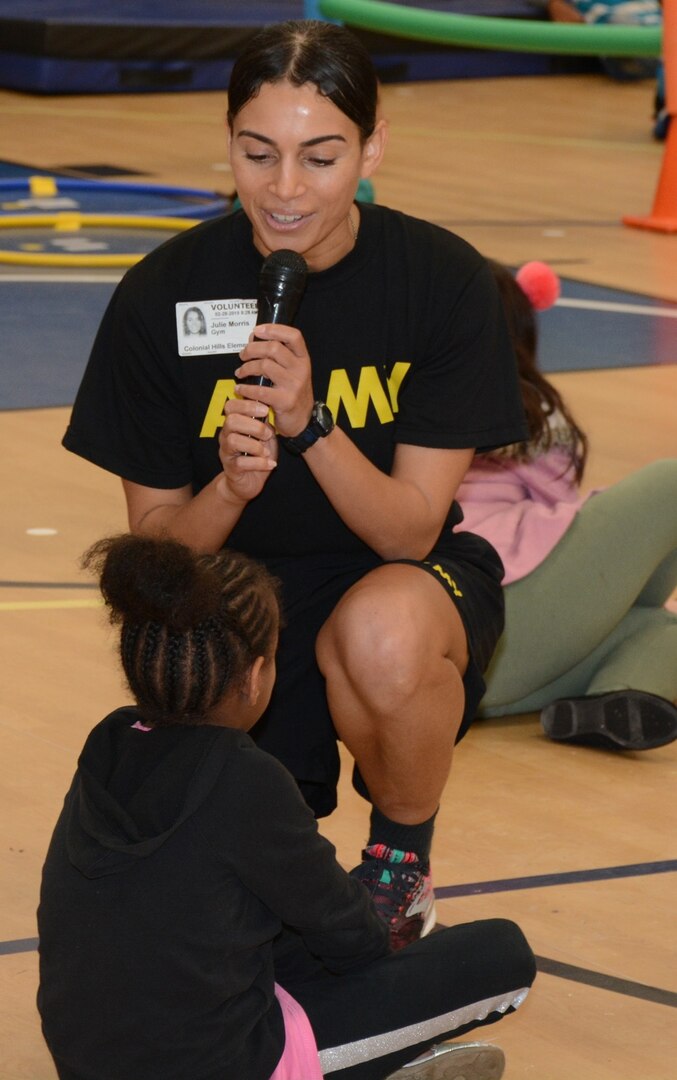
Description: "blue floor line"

(1, 936), (39, 955)
(436, 859), (677, 899)
(5, 860), (675, 956)
(532, 955), (677, 1008)
(6, 944), (677, 1007)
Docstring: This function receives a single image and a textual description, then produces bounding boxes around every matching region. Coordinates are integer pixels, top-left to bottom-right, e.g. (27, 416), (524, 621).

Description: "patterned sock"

(367, 806), (438, 864)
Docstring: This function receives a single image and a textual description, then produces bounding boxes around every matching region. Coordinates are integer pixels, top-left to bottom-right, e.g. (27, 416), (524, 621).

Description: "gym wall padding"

(0, 0), (597, 94)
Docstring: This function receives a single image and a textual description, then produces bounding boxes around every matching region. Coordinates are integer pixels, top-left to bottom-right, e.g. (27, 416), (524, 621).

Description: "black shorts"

(252, 534), (505, 818)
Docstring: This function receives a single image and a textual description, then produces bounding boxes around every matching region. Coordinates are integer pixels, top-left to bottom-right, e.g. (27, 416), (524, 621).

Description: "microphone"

(243, 249), (308, 387)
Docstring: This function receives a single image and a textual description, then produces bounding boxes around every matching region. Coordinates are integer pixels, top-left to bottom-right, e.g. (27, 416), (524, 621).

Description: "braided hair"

(82, 535), (280, 727)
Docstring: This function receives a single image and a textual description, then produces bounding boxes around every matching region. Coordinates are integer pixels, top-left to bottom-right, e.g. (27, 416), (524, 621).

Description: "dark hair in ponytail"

(82, 535), (280, 727)
(487, 259), (588, 483)
(227, 19), (379, 142)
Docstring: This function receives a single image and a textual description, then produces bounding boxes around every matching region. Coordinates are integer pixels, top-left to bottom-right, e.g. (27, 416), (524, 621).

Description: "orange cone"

(624, 0), (677, 233)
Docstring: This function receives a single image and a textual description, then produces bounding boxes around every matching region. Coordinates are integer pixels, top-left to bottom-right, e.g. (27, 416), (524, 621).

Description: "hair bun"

(515, 261), (561, 311)
(132, 541), (217, 630)
(86, 534), (219, 631)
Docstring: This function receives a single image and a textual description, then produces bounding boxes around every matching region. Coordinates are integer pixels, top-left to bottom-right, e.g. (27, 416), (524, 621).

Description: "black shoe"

(541, 691), (677, 750)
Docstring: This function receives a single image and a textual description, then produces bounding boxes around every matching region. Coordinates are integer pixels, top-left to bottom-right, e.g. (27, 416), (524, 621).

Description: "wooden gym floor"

(0, 70), (676, 1079)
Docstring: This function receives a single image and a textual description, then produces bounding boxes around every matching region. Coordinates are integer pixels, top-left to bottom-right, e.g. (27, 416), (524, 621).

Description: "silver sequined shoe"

(386, 1041), (505, 1080)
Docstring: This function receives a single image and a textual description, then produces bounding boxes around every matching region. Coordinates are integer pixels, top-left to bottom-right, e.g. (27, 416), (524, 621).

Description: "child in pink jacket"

(457, 261), (677, 750)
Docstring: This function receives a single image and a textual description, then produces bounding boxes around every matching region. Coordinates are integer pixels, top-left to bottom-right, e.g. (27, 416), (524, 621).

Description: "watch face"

(313, 402), (334, 434)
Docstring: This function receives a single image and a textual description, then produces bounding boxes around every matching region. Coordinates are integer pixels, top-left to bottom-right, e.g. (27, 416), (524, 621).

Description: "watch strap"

(282, 402), (334, 456)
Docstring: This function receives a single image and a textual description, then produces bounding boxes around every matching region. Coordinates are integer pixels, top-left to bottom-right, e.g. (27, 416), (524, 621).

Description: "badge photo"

(176, 298), (257, 356)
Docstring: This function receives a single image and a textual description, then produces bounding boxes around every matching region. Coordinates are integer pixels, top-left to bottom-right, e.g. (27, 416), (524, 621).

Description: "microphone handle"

(244, 299), (274, 387)
(240, 291), (292, 457)
(242, 370), (273, 388)
(242, 293), (301, 387)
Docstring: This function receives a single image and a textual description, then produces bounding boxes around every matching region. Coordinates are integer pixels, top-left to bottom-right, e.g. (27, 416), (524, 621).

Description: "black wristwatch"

(282, 402), (335, 456)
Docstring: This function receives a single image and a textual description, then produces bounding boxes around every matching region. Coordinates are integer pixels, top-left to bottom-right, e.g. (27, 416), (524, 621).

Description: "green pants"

(478, 459), (677, 716)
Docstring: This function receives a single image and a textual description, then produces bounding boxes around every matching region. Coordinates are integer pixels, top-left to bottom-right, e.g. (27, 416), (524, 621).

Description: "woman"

(62, 20), (527, 948)
(182, 305), (207, 335)
(457, 260), (677, 748)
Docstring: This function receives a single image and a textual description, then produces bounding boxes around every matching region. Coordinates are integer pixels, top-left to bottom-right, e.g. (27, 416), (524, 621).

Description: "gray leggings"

(478, 459), (677, 716)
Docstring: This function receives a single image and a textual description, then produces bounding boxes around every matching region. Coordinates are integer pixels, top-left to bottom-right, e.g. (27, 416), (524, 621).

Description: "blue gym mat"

(0, 176), (230, 219)
(0, 0), (595, 94)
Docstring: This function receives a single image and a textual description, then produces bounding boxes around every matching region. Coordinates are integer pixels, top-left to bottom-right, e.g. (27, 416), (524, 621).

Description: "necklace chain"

(348, 210), (358, 243)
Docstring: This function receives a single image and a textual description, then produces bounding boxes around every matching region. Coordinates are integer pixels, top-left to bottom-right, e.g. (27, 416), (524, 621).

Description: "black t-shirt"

(63, 203), (527, 561)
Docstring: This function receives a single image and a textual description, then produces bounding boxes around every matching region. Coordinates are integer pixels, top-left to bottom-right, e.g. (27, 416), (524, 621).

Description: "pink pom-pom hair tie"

(515, 261), (561, 311)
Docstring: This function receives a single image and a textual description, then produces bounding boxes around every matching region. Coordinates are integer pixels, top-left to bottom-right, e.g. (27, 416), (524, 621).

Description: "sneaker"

(350, 844), (436, 950)
(386, 1041), (505, 1079)
(541, 690), (677, 751)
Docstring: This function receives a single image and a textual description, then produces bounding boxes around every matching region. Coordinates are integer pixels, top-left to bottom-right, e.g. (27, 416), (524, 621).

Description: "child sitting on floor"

(37, 533), (536, 1080)
(457, 260), (677, 750)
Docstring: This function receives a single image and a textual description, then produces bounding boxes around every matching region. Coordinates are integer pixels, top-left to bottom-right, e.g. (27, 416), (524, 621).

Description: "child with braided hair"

(37, 534), (535, 1080)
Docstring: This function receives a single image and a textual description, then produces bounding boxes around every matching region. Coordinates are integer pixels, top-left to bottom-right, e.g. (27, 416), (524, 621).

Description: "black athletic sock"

(368, 806), (438, 864)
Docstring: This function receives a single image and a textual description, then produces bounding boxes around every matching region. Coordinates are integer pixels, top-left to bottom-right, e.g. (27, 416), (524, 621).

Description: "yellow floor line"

(0, 599), (102, 612)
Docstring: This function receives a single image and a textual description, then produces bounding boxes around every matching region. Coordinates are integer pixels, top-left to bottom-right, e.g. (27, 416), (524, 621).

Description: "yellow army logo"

(199, 362), (411, 438)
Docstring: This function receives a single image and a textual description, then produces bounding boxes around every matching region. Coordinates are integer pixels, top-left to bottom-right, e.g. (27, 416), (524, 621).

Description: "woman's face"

(229, 80), (386, 272)
(185, 309), (203, 334)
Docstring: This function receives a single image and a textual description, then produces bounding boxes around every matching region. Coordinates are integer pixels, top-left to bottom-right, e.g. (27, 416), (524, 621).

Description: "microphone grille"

(263, 249), (308, 276)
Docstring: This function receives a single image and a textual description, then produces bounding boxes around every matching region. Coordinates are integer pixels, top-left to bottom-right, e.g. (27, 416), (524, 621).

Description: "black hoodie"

(37, 707), (388, 1080)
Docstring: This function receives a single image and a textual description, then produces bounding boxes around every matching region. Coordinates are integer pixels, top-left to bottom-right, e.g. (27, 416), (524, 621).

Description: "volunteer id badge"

(176, 299), (258, 356)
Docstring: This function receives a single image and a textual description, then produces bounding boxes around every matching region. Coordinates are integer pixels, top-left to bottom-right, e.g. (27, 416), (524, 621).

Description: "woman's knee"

(317, 576), (426, 694)
(317, 565), (469, 703)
